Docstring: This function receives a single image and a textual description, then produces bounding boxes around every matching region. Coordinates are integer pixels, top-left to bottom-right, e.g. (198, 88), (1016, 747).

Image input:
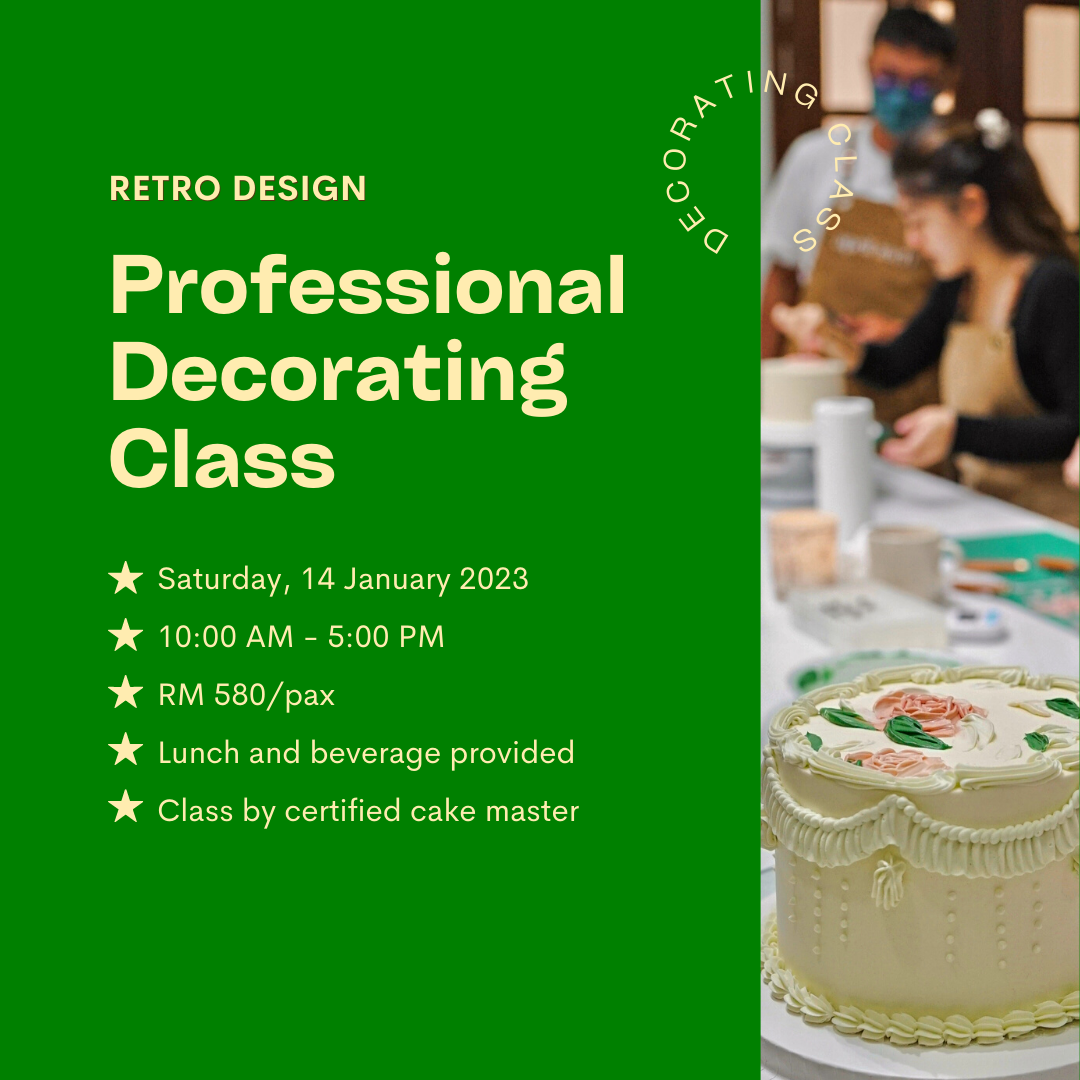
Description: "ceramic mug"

(867, 525), (962, 603)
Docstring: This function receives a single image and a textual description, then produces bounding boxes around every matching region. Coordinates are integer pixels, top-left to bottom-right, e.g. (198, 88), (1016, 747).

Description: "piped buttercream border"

(762, 911), (1079, 1046)
(761, 752), (1079, 877)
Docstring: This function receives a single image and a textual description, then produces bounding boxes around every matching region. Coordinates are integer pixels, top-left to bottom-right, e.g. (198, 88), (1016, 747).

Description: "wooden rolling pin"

(1037, 556), (1079, 573)
(962, 558), (1029, 573)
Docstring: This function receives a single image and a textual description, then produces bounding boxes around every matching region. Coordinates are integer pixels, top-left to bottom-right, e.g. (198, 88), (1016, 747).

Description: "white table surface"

(762, 460), (1079, 719)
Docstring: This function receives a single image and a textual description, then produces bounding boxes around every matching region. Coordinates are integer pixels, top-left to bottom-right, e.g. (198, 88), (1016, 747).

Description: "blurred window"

(821, 0), (886, 112)
(1024, 5), (1079, 117)
(1026, 123), (1080, 231)
(1022, 4), (1079, 232)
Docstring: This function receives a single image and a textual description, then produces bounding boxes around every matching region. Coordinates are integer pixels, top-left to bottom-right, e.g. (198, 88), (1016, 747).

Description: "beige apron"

(941, 319), (1079, 527)
(800, 198), (938, 428)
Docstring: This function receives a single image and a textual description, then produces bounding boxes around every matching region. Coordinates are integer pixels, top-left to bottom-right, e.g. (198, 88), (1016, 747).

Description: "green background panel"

(9, 8), (760, 1076)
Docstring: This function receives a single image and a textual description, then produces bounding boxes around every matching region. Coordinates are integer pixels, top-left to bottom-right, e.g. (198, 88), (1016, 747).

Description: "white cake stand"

(760, 418), (884, 507)
(762, 417), (817, 449)
(761, 897), (1079, 1080)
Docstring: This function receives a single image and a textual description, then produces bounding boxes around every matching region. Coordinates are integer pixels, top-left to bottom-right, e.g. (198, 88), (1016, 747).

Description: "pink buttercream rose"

(846, 749), (948, 777)
(871, 688), (987, 738)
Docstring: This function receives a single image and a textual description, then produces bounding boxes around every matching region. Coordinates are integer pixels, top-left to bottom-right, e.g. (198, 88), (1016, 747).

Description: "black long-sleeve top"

(856, 257), (1079, 462)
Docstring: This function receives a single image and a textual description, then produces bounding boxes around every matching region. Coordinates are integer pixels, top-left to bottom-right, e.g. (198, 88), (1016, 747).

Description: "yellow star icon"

(108, 790), (142, 822)
(109, 561), (143, 594)
(108, 676), (143, 708)
(108, 733), (143, 764)
(108, 618), (143, 651)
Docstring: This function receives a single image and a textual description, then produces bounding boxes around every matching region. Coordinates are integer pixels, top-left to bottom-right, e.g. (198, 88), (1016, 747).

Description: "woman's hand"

(880, 405), (958, 469)
(770, 302), (827, 353)
(1065, 439), (1080, 490)
(770, 302), (861, 369)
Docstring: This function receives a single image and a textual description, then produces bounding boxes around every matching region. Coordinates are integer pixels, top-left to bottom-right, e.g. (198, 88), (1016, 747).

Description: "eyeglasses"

(874, 74), (938, 102)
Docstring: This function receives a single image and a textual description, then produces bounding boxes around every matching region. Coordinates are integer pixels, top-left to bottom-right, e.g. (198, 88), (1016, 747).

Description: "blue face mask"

(873, 77), (936, 135)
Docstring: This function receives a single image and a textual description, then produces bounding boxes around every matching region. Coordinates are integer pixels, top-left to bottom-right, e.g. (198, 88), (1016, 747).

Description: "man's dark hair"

(874, 6), (958, 63)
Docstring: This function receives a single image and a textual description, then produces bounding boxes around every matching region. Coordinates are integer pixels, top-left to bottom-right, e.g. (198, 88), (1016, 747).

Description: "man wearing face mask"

(762, 7), (957, 425)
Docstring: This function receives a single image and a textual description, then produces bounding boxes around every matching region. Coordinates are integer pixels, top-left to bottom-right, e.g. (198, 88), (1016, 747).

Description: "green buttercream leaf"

(1045, 698), (1080, 720)
(806, 732), (822, 751)
(884, 715), (951, 750)
(853, 758), (863, 767)
(819, 705), (876, 730)
(1024, 731), (1051, 752)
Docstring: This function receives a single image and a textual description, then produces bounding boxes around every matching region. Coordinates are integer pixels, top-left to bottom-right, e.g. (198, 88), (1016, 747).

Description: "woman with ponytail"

(777, 110), (1079, 525)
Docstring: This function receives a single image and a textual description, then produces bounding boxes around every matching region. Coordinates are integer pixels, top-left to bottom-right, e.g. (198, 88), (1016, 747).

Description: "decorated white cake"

(761, 664), (1079, 1046)
(761, 358), (846, 423)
